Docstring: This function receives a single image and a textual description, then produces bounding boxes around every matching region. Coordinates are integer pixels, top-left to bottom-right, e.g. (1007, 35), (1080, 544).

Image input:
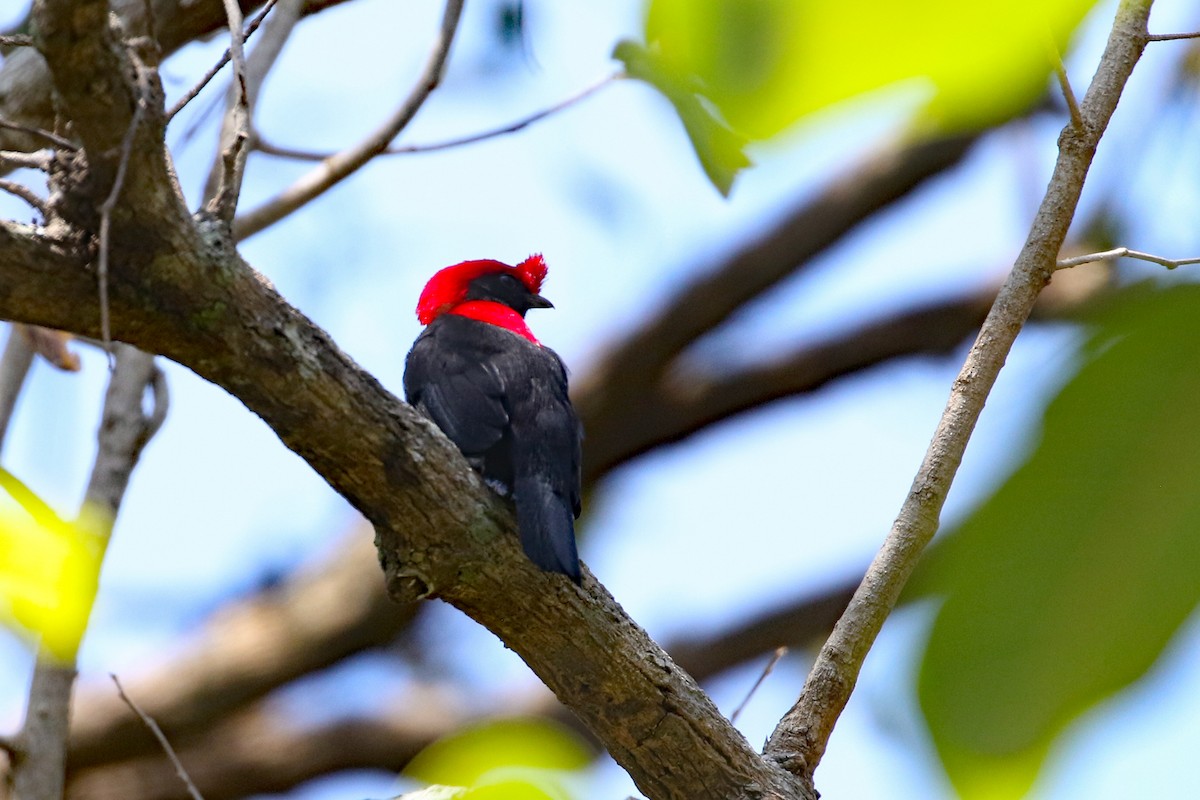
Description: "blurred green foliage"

(621, 0), (1097, 193)
(0, 468), (105, 662)
(404, 718), (590, 799)
(912, 283), (1200, 798)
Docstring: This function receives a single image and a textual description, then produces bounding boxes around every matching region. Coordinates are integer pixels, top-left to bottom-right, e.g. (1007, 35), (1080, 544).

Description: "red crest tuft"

(416, 255), (548, 325)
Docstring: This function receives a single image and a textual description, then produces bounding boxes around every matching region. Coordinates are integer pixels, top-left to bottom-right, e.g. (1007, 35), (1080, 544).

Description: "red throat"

(449, 300), (540, 344)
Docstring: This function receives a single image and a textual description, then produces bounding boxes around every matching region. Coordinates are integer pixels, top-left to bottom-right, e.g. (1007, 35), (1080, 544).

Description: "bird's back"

(404, 314), (583, 581)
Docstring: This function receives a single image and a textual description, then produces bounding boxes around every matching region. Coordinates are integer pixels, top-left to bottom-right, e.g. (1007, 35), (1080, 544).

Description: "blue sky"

(3, 1), (1200, 798)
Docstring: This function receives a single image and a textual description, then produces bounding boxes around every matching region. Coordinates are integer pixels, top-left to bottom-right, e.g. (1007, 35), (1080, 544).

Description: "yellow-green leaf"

(0, 470), (105, 662)
(614, 40), (752, 195)
(405, 719), (589, 794)
(640, 0), (1098, 139)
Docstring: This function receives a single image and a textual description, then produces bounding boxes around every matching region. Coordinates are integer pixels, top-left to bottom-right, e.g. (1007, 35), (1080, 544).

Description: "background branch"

(11, 343), (167, 800)
(231, 0), (466, 240)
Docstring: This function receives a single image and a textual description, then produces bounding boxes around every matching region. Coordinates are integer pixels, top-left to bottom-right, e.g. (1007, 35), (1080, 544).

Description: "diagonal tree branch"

(64, 574), (860, 800)
(10, 343), (167, 800)
(764, 0), (1155, 781)
(6, 4), (813, 794)
(583, 287), (995, 481)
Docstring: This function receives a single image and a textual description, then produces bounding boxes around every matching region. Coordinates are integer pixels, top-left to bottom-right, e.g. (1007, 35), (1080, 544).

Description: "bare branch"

(0, 325), (34, 455)
(233, 0), (466, 241)
(202, 0), (253, 221)
(1049, 38), (1084, 129)
(111, 675), (205, 800)
(1146, 30), (1200, 41)
(0, 149), (52, 170)
(166, 0), (281, 123)
(254, 72), (623, 160)
(10, 662), (77, 800)
(10, 340), (166, 800)
(68, 532), (418, 769)
(69, 689), (479, 800)
(572, 133), (978, 448)
(96, 56), (152, 360)
(730, 647), (788, 725)
(581, 288), (996, 481)
(0, 179), (46, 214)
(0, 35), (33, 48)
(0, 116), (76, 151)
(764, 0), (1154, 781)
(1056, 245), (1200, 270)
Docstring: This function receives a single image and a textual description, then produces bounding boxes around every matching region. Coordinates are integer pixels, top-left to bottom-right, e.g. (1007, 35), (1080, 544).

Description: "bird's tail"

(513, 476), (582, 584)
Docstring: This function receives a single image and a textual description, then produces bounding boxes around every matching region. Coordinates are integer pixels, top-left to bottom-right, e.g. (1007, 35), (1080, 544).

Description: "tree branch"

(232, 0), (466, 240)
(168, 0), (281, 123)
(573, 133), (978, 455)
(201, 0), (254, 221)
(64, 572), (857, 800)
(582, 287), (996, 481)
(10, 342), (166, 800)
(1056, 245), (1200, 270)
(764, 0), (1155, 780)
(0, 325), (35, 455)
(253, 72), (623, 160)
(67, 532), (417, 769)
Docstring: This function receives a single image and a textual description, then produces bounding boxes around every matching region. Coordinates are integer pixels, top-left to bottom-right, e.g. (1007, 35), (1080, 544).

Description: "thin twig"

(0, 34), (33, 47)
(165, 0), (280, 122)
(233, 0), (466, 241)
(0, 326), (34, 456)
(730, 647), (787, 725)
(1056, 246), (1200, 270)
(1048, 38), (1084, 129)
(253, 72), (622, 161)
(204, 0), (253, 221)
(0, 116), (77, 151)
(1147, 30), (1200, 41)
(97, 56), (152, 362)
(111, 674), (205, 800)
(763, 0), (1154, 781)
(0, 179), (46, 214)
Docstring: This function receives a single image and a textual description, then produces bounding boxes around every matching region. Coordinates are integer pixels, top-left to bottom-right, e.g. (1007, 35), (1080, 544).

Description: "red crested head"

(416, 254), (548, 325)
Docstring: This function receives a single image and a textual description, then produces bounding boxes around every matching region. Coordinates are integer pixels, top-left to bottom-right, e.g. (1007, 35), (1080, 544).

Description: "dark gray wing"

(403, 326), (509, 457)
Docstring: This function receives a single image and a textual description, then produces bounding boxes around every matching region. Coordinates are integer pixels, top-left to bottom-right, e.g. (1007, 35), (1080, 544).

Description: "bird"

(403, 254), (583, 584)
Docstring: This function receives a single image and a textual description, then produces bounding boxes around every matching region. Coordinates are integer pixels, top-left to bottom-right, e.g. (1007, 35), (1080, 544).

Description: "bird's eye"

(500, 274), (521, 287)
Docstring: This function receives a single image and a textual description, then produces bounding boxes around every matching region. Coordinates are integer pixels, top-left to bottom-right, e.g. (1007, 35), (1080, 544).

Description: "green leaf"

(405, 718), (589, 796)
(637, 0), (1098, 140)
(614, 40), (751, 196)
(0, 469), (106, 661)
(915, 283), (1200, 798)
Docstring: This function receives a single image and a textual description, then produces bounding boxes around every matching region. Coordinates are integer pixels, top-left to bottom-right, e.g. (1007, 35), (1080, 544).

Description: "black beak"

(528, 293), (554, 310)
